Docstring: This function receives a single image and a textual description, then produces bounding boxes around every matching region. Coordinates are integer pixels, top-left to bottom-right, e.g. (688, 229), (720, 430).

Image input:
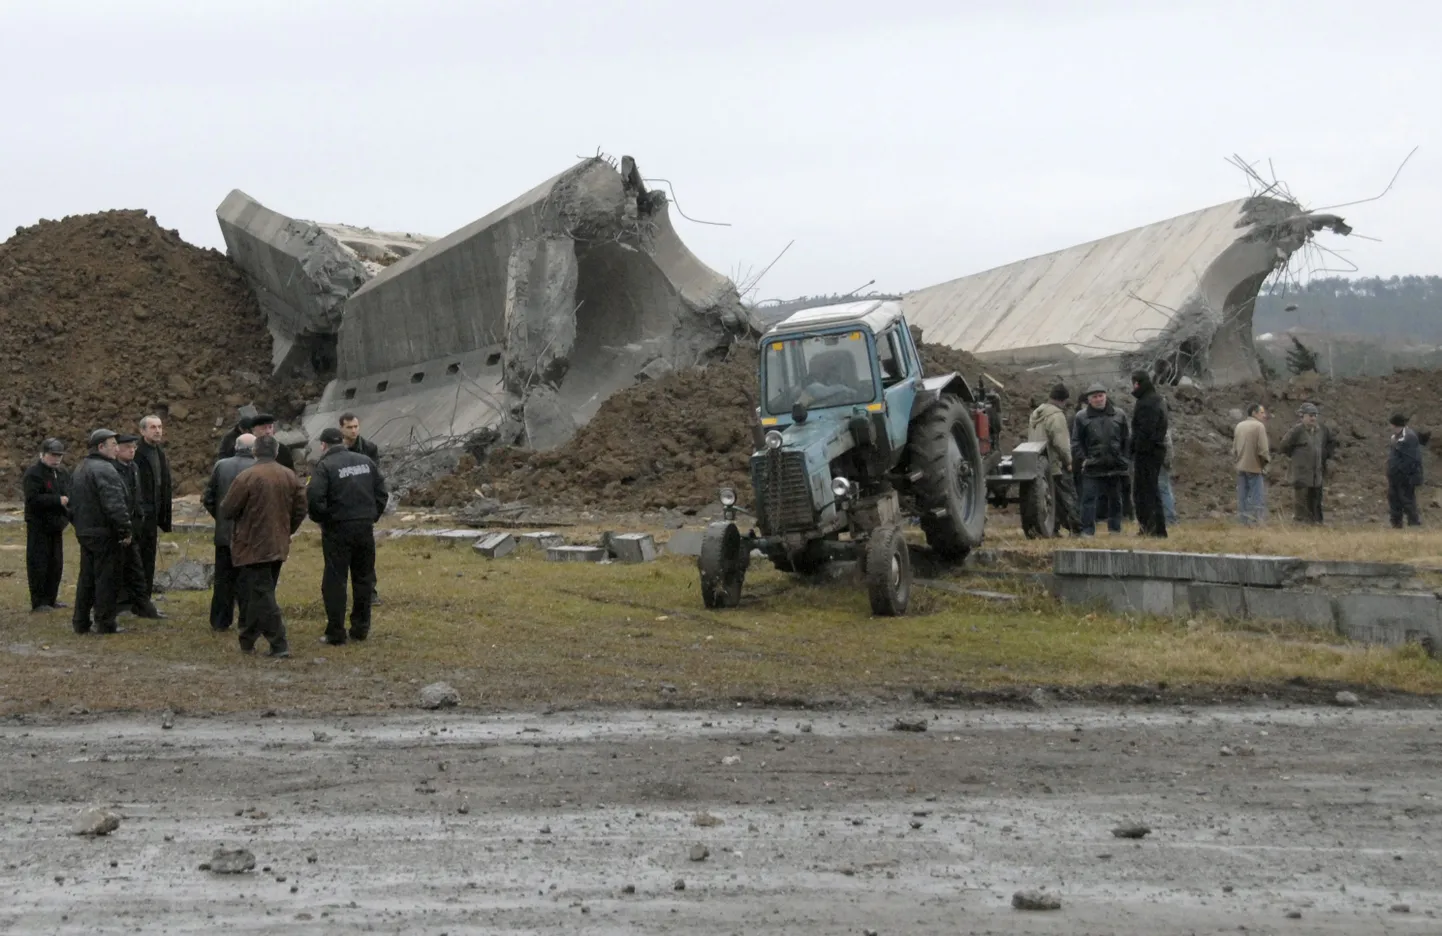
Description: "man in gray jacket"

(202, 433), (256, 632)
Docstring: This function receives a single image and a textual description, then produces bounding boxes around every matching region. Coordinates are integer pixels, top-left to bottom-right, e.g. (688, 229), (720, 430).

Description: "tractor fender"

(910, 372), (976, 418)
(1006, 440), (1049, 481)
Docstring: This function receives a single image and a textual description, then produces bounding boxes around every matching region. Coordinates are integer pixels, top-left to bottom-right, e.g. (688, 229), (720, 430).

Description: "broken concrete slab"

(517, 531), (566, 551)
(153, 559), (214, 592)
(473, 532), (517, 559)
(546, 545), (607, 563)
(1335, 593), (1442, 648)
(609, 533), (658, 564)
(1053, 550), (1304, 587)
(305, 155), (746, 453)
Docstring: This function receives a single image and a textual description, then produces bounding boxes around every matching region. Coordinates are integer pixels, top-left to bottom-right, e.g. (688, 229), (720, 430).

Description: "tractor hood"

(770, 410), (858, 464)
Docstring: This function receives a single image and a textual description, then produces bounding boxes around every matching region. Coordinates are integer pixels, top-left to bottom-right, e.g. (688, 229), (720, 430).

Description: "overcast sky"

(2, 0), (1436, 302)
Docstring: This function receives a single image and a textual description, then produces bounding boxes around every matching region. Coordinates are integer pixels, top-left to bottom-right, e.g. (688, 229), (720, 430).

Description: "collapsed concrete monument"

(903, 196), (1351, 386)
(219, 155), (746, 454)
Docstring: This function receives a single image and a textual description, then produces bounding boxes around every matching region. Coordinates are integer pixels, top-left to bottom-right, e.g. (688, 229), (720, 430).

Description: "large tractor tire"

(699, 521), (748, 609)
(907, 396), (987, 561)
(865, 524), (912, 616)
(1019, 458), (1058, 539)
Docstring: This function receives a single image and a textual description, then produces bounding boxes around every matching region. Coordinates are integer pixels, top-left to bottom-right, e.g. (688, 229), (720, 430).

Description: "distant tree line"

(1255, 275), (1442, 344)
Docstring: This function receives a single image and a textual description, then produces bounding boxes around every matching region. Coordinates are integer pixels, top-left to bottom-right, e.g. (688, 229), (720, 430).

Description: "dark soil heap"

(0, 210), (278, 493)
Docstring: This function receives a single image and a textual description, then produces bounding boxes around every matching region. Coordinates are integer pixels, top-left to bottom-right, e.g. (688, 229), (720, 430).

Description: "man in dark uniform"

(68, 429), (133, 635)
(1129, 370), (1169, 538)
(114, 434), (163, 619)
(23, 438), (72, 612)
(248, 413), (295, 471)
(1387, 412), (1424, 528)
(135, 414), (173, 598)
(203, 433), (257, 631)
(308, 427), (389, 645)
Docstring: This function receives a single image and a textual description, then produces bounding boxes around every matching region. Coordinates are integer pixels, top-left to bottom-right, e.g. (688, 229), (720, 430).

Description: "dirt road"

(3, 704), (1438, 933)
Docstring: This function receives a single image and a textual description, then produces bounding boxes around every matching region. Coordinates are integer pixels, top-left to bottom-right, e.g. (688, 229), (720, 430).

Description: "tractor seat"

(808, 350), (862, 390)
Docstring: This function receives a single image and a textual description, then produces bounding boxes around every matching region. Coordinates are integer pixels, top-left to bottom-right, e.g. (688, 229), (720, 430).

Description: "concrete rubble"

(219, 155), (745, 461)
(1051, 548), (1441, 655)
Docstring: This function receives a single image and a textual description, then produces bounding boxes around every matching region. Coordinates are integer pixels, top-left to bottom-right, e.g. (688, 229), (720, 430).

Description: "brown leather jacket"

(219, 460), (307, 566)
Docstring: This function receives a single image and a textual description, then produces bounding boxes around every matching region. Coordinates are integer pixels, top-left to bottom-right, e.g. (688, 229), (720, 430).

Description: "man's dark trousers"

(73, 534), (122, 633)
(1079, 476), (1124, 535)
(237, 561), (287, 652)
(136, 514), (159, 597)
(1133, 452), (1168, 537)
(26, 523), (64, 609)
(321, 520), (376, 642)
(1388, 474), (1422, 528)
(116, 540), (159, 616)
(211, 545), (240, 631)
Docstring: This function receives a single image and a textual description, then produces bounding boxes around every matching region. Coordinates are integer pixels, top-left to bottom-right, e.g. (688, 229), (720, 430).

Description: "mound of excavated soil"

(0, 210), (283, 493)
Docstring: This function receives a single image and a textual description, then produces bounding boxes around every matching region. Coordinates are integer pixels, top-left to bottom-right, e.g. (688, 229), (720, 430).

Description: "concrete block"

(665, 530), (704, 557)
(518, 531), (566, 550)
(1053, 549), (1304, 587)
(1050, 576), (1182, 617)
(429, 529), (484, 544)
(546, 545), (607, 563)
(1335, 593), (1442, 648)
(609, 533), (658, 563)
(1188, 583), (1337, 630)
(473, 532), (517, 559)
(1303, 560), (1419, 590)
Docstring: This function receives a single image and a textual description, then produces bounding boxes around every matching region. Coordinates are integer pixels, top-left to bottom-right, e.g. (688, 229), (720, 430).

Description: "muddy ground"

(3, 705), (1438, 934)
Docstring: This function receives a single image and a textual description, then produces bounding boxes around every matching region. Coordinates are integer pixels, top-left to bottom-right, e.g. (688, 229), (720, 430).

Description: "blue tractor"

(699, 300), (990, 616)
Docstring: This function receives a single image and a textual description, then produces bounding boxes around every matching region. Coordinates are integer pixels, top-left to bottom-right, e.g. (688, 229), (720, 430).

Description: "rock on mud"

(205, 847), (256, 874)
(688, 844), (710, 862)
(71, 807), (121, 836)
(1012, 890), (1062, 911)
(1111, 823), (1151, 839)
(1334, 690), (1361, 707)
(419, 682), (460, 710)
(891, 717), (928, 732)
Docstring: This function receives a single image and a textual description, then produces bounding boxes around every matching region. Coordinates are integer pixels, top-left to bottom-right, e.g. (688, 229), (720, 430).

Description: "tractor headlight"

(718, 487), (737, 507)
(764, 430), (783, 450)
(831, 476), (853, 500)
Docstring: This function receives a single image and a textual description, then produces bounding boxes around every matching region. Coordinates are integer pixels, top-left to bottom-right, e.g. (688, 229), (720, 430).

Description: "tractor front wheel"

(699, 522), (748, 609)
(865, 524), (912, 616)
(1020, 458), (1058, 539)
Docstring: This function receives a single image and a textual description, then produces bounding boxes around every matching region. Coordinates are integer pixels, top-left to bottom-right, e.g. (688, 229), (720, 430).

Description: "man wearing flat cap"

(246, 413), (296, 472)
(23, 438), (72, 612)
(1279, 403), (1336, 524)
(114, 434), (163, 619)
(1071, 383), (1131, 536)
(68, 429), (133, 634)
(308, 426), (389, 645)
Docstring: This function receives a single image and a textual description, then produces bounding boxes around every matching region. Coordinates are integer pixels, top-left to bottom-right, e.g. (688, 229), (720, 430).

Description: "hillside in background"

(1256, 275), (1442, 345)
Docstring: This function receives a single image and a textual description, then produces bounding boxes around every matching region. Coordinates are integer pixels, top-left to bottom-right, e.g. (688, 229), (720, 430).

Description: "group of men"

(21, 410), (390, 659)
(1027, 372), (1426, 534)
(1232, 403), (1426, 528)
(1028, 371), (1173, 538)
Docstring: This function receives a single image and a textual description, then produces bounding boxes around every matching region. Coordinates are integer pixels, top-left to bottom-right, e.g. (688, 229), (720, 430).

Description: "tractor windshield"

(763, 331), (877, 415)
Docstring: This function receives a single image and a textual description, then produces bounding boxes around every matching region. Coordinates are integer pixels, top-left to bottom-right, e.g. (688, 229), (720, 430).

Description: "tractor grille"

(751, 450), (814, 534)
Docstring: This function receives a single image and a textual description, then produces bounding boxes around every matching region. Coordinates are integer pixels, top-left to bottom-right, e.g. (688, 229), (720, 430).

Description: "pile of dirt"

(0, 210), (294, 493)
(410, 341), (1057, 513)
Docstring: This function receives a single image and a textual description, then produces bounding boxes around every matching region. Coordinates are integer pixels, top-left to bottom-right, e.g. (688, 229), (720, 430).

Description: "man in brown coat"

(1232, 403), (1270, 524)
(219, 436), (307, 657)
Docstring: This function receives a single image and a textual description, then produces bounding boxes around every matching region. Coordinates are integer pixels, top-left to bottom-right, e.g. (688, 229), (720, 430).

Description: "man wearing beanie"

(1028, 383), (1078, 534)
(1386, 412), (1423, 528)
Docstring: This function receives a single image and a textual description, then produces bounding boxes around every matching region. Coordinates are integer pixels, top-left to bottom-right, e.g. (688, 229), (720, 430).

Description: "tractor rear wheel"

(699, 522), (748, 609)
(907, 396), (987, 561)
(865, 524), (912, 616)
(1020, 458), (1057, 539)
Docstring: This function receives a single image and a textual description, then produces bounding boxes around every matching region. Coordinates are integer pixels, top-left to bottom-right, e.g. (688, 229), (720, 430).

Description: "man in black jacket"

(114, 434), (163, 619)
(307, 427), (389, 645)
(135, 415), (173, 599)
(203, 433), (258, 631)
(1387, 412), (1424, 528)
(1129, 370), (1169, 538)
(1071, 383), (1131, 536)
(69, 429), (133, 635)
(339, 412), (380, 462)
(23, 438), (72, 612)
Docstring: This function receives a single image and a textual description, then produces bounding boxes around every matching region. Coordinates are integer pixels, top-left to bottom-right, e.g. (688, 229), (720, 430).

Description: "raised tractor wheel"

(907, 396), (987, 561)
(1019, 457), (1058, 539)
(865, 524), (912, 616)
(699, 521), (748, 609)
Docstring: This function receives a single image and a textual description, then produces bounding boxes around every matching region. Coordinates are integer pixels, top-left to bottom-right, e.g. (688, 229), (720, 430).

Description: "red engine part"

(973, 407), (991, 456)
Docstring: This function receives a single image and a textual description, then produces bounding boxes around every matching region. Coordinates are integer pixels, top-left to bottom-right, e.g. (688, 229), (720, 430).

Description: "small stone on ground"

(1012, 889), (1062, 911)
